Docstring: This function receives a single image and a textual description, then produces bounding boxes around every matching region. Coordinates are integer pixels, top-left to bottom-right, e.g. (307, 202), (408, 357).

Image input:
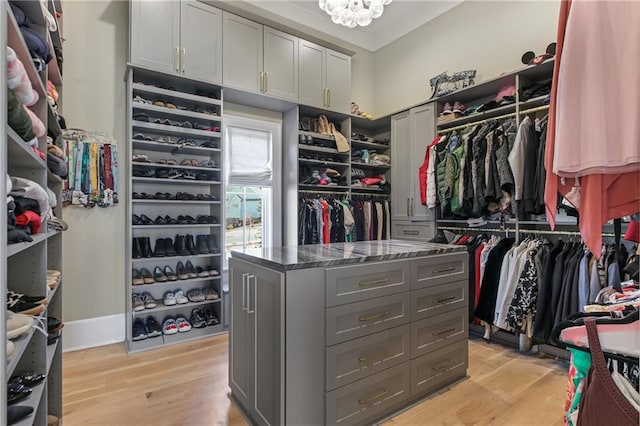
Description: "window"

(223, 115), (281, 264)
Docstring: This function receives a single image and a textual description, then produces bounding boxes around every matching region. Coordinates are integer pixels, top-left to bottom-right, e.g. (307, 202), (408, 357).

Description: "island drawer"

(326, 292), (411, 346)
(326, 324), (411, 391)
(410, 308), (467, 358)
(411, 340), (468, 398)
(326, 260), (411, 307)
(411, 280), (467, 321)
(411, 253), (467, 290)
(326, 362), (411, 426)
(392, 222), (434, 241)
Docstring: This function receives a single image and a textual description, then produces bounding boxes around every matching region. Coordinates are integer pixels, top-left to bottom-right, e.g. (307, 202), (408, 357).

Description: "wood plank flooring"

(63, 335), (568, 425)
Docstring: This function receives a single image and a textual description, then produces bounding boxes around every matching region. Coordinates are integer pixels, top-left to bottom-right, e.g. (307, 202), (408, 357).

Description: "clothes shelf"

(131, 139), (221, 155)
(350, 140), (390, 151)
(350, 162), (391, 170)
(132, 102), (221, 122)
(7, 128), (46, 170)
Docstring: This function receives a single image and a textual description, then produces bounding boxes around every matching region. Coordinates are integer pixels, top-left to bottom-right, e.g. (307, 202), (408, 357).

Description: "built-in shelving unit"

(126, 67), (226, 353)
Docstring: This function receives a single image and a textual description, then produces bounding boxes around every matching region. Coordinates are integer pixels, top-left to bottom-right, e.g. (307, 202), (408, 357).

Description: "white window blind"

(227, 126), (272, 185)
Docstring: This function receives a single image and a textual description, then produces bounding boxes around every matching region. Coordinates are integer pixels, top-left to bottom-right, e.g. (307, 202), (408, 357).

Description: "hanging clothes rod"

(438, 225), (616, 238)
(437, 104), (550, 134)
(438, 226), (513, 234)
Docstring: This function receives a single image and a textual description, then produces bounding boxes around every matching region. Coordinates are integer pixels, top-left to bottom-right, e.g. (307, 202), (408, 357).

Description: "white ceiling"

(249, 0), (463, 51)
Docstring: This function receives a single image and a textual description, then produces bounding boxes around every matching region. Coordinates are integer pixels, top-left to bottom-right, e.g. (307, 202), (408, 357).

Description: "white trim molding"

(62, 314), (126, 353)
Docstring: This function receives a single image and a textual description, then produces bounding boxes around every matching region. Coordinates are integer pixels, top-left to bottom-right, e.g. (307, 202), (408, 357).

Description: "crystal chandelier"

(319, 0), (392, 28)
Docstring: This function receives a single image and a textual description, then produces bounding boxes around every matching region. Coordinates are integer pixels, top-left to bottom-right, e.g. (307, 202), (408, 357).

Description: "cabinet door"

(409, 104), (436, 221)
(299, 40), (326, 109)
(229, 260), (254, 411)
(325, 49), (351, 114)
(391, 111), (412, 222)
(223, 12), (263, 93)
(263, 27), (298, 101)
(180, 0), (222, 84)
(130, 0), (180, 74)
(252, 266), (284, 426)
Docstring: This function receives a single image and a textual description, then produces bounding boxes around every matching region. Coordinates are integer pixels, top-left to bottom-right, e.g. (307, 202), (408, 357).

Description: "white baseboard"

(62, 314), (125, 353)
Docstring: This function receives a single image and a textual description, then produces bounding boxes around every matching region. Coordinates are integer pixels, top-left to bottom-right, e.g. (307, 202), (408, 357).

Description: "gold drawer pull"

(358, 388), (388, 405)
(432, 327), (456, 337)
(432, 359), (455, 372)
(433, 267), (455, 274)
(359, 311), (390, 322)
(358, 278), (390, 287)
(433, 295), (456, 304)
(358, 349), (390, 363)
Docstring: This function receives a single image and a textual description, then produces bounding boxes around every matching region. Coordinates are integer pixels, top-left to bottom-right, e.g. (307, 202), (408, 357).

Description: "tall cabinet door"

(180, 0), (222, 84)
(223, 12), (264, 93)
(391, 111), (412, 222)
(299, 40), (326, 109)
(252, 265), (284, 426)
(325, 49), (351, 114)
(409, 104), (435, 221)
(229, 260), (255, 411)
(263, 27), (298, 101)
(130, 0), (180, 74)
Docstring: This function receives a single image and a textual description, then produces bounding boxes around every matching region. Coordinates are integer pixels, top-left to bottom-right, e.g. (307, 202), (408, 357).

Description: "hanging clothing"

(474, 238), (515, 324)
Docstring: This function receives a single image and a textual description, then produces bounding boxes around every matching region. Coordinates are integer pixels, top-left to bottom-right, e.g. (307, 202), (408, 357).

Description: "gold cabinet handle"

(358, 388), (388, 405)
(432, 359), (455, 372)
(358, 278), (390, 287)
(403, 230), (419, 235)
(359, 311), (390, 322)
(181, 48), (186, 74)
(410, 197), (414, 215)
(358, 349), (390, 363)
(406, 198), (410, 217)
(259, 72), (264, 92)
(433, 267), (455, 274)
(264, 71), (268, 93)
(433, 295), (456, 304)
(175, 46), (180, 72)
(323, 88), (327, 107)
(327, 88), (331, 107)
(432, 327), (456, 337)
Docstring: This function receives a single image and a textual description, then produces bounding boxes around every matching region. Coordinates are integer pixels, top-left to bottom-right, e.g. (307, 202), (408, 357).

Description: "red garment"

(104, 144), (113, 190)
(419, 137), (441, 205)
(15, 210), (42, 234)
(456, 235), (470, 245)
(545, 0), (640, 257)
(320, 200), (330, 243)
(474, 242), (485, 311)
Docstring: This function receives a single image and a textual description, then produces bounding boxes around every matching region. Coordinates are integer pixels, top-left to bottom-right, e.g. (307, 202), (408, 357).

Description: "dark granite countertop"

(231, 239), (466, 271)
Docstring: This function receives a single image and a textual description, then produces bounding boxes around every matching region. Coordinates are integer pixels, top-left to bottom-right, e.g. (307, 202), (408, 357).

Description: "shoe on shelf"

(164, 266), (178, 281)
(47, 270), (61, 289)
(195, 266), (209, 278)
(185, 261), (197, 279)
(196, 235), (210, 254)
(153, 266), (167, 282)
(452, 101), (466, 113)
(132, 293), (145, 312)
(185, 234), (198, 255)
(7, 406), (33, 425)
(162, 317), (178, 335)
(205, 265), (219, 276)
(132, 318), (147, 341)
(6, 311), (33, 340)
(140, 268), (154, 284)
(174, 235), (189, 256)
(47, 414), (60, 426)
(174, 289), (188, 305)
(139, 214), (154, 225)
(7, 298), (45, 316)
(203, 308), (219, 326)
(153, 238), (166, 258)
(204, 287), (219, 300)
(164, 238), (177, 257)
(187, 288), (205, 303)
(10, 372), (45, 387)
(205, 235), (220, 254)
(176, 262), (188, 280)
(132, 237), (142, 259)
(8, 290), (47, 306)
(47, 317), (63, 334)
(190, 309), (207, 328)
(441, 102), (453, 114)
(165, 215), (179, 225)
(176, 316), (192, 333)
(145, 316), (162, 338)
(141, 237), (153, 258)
(141, 292), (156, 309)
(132, 269), (144, 286)
(163, 291), (177, 306)
(8, 383), (32, 405)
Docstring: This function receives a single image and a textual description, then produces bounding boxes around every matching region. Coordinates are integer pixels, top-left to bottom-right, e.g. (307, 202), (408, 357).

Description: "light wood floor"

(63, 335), (568, 425)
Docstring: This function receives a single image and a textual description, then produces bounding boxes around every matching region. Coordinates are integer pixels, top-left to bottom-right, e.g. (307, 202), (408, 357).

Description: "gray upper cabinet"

(130, 0), (180, 75)
(223, 12), (264, 94)
(180, 0), (222, 84)
(130, 0), (222, 84)
(391, 105), (435, 223)
(223, 13), (299, 102)
(299, 40), (351, 114)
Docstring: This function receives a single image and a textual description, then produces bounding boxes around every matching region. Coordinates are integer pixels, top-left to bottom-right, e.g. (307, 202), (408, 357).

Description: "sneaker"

(203, 308), (219, 326)
(203, 287), (219, 300)
(190, 309), (207, 328)
(141, 292), (156, 309)
(132, 293), (145, 311)
(132, 318), (147, 341)
(441, 102), (453, 114)
(175, 316), (192, 333)
(145, 316), (162, 338)
(187, 288), (205, 303)
(163, 291), (177, 306)
(452, 101), (465, 113)
(6, 311), (33, 340)
(174, 289), (188, 304)
(162, 317), (178, 335)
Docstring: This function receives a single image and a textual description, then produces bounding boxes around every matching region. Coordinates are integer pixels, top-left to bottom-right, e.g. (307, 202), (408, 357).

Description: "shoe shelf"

(7, 128), (47, 170)
(298, 144), (348, 155)
(132, 253), (221, 264)
(350, 140), (390, 151)
(7, 232), (52, 258)
(133, 102), (221, 123)
(12, 380), (46, 426)
(132, 275), (221, 290)
(45, 283), (61, 306)
(132, 177), (221, 185)
(131, 224), (221, 229)
(519, 94), (549, 110)
(351, 187), (388, 193)
(299, 130), (335, 141)
(132, 298), (221, 316)
(133, 199), (221, 205)
(131, 82), (222, 107)
(299, 158), (349, 168)
(131, 161), (221, 173)
(46, 340), (60, 375)
(298, 184), (350, 191)
(350, 162), (391, 170)
(161, 324), (224, 346)
(131, 139), (221, 155)
(6, 327), (37, 377)
(132, 121), (221, 139)
(436, 103), (516, 130)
